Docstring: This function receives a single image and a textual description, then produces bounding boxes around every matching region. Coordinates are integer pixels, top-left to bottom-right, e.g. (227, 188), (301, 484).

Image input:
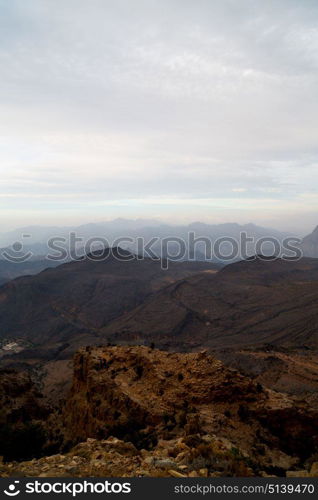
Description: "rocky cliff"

(59, 346), (318, 476)
(1, 346), (318, 477)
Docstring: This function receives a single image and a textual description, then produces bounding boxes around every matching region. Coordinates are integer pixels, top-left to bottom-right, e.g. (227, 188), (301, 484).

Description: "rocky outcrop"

(0, 369), (48, 424)
(1, 346), (317, 476)
(0, 436), (274, 478)
(0, 369), (53, 462)
(62, 346), (318, 475)
(301, 226), (318, 258)
(65, 347), (259, 441)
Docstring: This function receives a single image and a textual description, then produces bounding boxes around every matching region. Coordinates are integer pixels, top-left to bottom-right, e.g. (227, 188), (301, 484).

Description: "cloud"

(0, 0), (317, 232)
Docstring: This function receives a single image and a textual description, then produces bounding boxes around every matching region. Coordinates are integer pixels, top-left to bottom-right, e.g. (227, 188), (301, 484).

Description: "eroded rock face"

(63, 346), (318, 474)
(0, 369), (52, 462)
(0, 369), (48, 424)
(1, 346), (317, 477)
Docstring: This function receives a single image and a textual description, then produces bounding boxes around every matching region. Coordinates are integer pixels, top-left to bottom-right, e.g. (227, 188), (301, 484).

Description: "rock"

(2, 346), (318, 479)
(286, 471), (310, 478)
(176, 452), (188, 463)
(153, 459), (177, 470)
(140, 449), (150, 459)
(65, 466), (78, 474)
(169, 470), (187, 478)
(143, 457), (154, 466)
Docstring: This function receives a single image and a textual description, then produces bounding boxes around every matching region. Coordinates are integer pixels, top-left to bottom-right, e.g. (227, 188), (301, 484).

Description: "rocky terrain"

(2, 436), (318, 478)
(0, 250), (220, 410)
(1, 255), (318, 368)
(0, 368), (52, 462)
(1, 346), (318, 477)
(216, 348), (318, 406)
(0, 249), (219, 351)
(1, 254), (318, 478)
(0, 368), (47, 424)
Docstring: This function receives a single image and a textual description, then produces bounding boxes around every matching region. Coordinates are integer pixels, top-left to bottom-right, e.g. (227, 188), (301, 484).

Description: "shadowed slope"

(0, 248), (219, 346)
(102, 257), (318, 349)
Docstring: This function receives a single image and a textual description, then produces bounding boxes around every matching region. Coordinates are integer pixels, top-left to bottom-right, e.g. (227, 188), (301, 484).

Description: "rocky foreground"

(2, 436), (318, 478)
(1, 346), (318, 477)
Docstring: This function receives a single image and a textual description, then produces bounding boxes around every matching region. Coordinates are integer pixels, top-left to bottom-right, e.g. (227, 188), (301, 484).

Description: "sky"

(0, 0), (318, 234)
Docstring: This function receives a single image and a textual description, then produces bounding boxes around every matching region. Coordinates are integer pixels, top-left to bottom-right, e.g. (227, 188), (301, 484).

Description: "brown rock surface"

(0, 436), (266, 477)
(1, 345), (318, 477)
(0, 369), (48, 424)
(61, 346), (318, 475)
(216, 348), (318, 408)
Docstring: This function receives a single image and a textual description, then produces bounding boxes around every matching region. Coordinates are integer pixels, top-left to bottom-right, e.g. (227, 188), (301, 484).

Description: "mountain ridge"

(101, 256), (318, 350)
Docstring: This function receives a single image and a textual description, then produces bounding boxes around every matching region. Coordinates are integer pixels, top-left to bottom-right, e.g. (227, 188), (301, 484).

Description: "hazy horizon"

(0, 216), (316, 238)
(1, 0), (318, 234)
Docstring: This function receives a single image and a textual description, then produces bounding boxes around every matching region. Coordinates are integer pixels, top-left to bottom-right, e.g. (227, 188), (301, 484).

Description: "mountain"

(0, 219), (293, 265)
(0, 219), (163, 248)
(0, 258), (60, 286)
(2, 252), (318, 361)
(0, 248), (219, 354)
(1, 254), (318, 477)
(301, 226), (318, 258)
(102, 256), (318, 350)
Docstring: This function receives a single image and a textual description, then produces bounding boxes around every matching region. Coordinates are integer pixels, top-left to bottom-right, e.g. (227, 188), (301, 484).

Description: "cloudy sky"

(0, 0), (318, 233)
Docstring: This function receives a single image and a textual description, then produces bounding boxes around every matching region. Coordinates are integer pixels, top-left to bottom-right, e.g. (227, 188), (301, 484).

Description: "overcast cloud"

(0, 0), (318, 233)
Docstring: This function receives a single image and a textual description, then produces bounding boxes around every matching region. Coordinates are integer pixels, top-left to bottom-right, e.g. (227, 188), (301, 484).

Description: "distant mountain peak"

(302, 225), (318, 243)
(310, 225), (318, 236)
(85, 246), (134, 260)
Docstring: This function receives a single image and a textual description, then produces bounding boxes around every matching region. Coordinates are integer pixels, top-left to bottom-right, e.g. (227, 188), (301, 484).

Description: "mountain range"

(0, 219), (295, 264)
(0, 237), (318, 477)
(0, 248), (219, 355)
(0, 247), (318, 366)
(102, 256), (318, 350)
(1, 218), (315, 286)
